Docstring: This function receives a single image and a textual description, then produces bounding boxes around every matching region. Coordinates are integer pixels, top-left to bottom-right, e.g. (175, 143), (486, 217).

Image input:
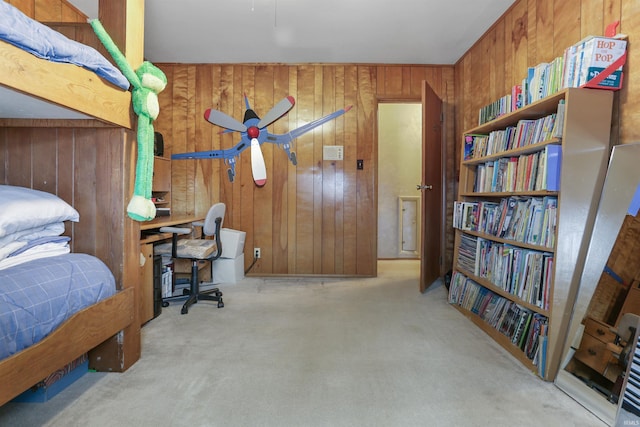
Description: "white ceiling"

(69, 0), (516, 65)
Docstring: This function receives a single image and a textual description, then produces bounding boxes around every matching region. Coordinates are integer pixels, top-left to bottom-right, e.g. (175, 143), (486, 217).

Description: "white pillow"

(0, 185), (79, 238)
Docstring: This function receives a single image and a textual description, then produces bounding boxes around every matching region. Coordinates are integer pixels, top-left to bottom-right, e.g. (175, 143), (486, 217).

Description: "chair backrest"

(203, 202), (226, 237)
(618, 313), (640, 342)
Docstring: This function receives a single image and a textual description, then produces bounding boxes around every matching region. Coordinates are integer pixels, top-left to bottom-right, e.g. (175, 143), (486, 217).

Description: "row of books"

(519, 37), (625, 110)
(455, 233), (554, 309)
(481, 239), (553, 309)
(464, 103), (564, 161)
(454, 196), (558, 248)
(472, 145), (561, 194)
(478, 94), (513, 125)
(524, 56), (565, 105)
(479, 36), (625, 124)
(563, 36), (627, 90)
(448, 271), (548, 363)
(457, 233), (480, 274)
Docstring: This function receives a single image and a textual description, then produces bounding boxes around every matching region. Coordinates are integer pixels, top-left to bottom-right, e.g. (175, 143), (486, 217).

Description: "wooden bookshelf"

(450, 88), (614, 381)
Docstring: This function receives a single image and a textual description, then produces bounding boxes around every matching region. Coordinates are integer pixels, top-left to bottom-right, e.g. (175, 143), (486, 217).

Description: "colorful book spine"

(545, 145), (562, 191)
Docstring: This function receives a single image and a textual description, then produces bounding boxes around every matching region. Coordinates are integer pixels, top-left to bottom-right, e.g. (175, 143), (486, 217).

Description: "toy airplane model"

(172, 95), (352, 187)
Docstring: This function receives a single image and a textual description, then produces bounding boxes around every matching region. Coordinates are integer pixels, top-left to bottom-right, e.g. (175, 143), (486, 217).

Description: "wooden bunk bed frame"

(0, 0), (145, 405)
(0, 38), (132, 128)
(0, 288), (134, 406)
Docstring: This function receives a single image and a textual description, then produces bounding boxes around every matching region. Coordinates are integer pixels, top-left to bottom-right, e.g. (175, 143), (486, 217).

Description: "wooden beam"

(99, 0), (144, 70)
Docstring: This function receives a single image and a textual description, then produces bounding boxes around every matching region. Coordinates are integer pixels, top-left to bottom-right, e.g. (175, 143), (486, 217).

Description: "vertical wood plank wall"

(6, 0), (87, 22)
(455, 0), (640, 159)
(155, 64), (455, 276)
(8, 0), (639, 279)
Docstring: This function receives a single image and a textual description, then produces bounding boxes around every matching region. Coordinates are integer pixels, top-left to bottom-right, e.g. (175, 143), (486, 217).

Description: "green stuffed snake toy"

(91, 20), (167, 221)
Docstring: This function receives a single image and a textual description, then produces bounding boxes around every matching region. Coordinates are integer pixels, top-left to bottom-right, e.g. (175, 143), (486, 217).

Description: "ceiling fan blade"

(250, 138), (267, 187)
(204, 108), (247, 132)
(257, 96), (295, 129)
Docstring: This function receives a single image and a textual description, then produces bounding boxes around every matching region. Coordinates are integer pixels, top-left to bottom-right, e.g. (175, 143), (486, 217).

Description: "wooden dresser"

(574, 317), (622, 382)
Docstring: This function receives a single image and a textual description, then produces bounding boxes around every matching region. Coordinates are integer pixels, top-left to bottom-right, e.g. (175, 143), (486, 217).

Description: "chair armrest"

(607, 342), (623, 356)
(192, 221), (205, 228)
(159, 226), (192, 235)
(159, 227), (192, 259)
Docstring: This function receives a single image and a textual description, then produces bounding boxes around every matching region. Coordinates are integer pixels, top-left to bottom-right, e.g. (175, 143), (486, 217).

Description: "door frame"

(375, 96), (422, 263)
(376, 97), (422, 261)
(375, 92), (446, 289)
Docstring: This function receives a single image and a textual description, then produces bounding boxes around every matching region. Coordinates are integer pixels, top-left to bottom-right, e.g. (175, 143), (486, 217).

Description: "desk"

(139, 215), (204, 324)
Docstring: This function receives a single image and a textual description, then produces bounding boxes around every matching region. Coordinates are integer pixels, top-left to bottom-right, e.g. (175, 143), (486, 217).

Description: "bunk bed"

(0, 0), (132, 127)
(0, 0), (141, 405)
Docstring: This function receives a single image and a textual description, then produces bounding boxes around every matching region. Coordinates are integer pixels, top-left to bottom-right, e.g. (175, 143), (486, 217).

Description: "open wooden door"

(419, 81), (443, 292)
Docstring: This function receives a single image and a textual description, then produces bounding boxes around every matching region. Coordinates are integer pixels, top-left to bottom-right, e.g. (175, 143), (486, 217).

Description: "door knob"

(416, 184), (433, 190)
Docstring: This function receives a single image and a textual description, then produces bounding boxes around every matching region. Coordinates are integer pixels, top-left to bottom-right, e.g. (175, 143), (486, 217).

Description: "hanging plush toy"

(91, 19), (167, 221)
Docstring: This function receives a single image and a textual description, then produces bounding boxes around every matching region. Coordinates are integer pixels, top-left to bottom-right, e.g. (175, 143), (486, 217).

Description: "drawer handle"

(596, 328), (606, 336)
(588, 349), (597, 356)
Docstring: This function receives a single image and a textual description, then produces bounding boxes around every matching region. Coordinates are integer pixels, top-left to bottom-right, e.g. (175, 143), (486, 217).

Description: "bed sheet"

(0, 0), (130, 90)
(0, 253), (116, 360)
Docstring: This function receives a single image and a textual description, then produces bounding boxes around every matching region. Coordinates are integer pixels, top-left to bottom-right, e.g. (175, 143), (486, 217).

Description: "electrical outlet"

(254, 248), (261, 259)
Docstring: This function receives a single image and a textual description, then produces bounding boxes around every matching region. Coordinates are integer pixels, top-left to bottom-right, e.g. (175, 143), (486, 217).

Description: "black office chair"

(158, 203), (226, 314)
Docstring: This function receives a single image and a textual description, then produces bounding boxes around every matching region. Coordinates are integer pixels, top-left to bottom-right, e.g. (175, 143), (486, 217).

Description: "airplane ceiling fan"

(172, 95), (352, 187)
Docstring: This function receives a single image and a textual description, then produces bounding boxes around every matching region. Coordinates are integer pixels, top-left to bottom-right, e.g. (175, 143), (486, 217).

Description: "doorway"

(377, 102), (422, 259)
(376, 83), (443, 292)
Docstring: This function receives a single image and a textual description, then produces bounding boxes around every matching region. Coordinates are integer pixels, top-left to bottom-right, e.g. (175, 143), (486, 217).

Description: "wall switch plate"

(357, 159), (364, 170)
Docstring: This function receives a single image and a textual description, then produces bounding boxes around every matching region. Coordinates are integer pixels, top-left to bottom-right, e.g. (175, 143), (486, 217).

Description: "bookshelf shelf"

(450, 88), (614, 381)
(469, 91), (567, 135)
(463, 139), (561, 166)
(459, 190), (557, 197)
(452, 266), (551, 316)
(457, 229), (555, 252)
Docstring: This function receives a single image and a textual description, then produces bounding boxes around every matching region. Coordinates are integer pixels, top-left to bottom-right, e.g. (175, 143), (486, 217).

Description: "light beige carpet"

(0, 260), (606, 427)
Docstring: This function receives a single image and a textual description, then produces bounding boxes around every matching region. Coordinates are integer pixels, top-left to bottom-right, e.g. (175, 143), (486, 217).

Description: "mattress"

(0, 1), (130, 90)
(0, 253), (116, 360)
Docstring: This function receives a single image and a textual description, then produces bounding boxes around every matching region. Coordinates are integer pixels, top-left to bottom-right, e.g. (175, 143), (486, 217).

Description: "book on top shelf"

(511, 84), (523, 111)
(578, 37), (627, 89)
(551, 100), (565, 138)
(562, 35), (627, 90)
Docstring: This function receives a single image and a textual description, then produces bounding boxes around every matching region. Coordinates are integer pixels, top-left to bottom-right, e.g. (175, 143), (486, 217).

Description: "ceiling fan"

(172, 95), (352, 187)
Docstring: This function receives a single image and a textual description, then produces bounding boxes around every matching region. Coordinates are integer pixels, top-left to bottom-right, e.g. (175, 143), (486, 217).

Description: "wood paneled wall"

(155, 64), (455, 276)
(0, 127), (138, 286)
(455, 0), (640, 158)
(10, 0), (635, 279)
(6, 0), (87, 22)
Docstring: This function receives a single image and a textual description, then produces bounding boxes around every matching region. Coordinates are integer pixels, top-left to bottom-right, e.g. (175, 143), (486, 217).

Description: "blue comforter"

(0, 0), (130, 90)
(0, 253), (116, 360)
